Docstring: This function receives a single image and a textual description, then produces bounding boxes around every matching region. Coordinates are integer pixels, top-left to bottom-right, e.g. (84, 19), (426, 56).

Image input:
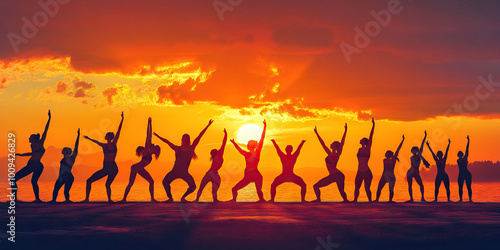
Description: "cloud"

(55, 81), (68, 93)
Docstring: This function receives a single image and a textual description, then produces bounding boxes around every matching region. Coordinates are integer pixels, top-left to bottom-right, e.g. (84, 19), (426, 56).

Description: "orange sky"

(1, 0), (500, 185)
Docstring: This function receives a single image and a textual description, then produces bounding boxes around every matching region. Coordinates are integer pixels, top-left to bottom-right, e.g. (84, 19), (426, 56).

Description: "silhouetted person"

(426, 139), (451, 202)
(457, 135), (472, 202)
(375, 135), (404, 203)
(83, 112), (124, 202)
(14, 110), (51, 202)
(353, 118), (375, 202)
(50, 128), (80, 203)
(155, 119), (213, 202)
(194, 128), (227, 203)
(406, 131), (430, 203)
(311, 124), (349, 203)
(120, 118), (161, 202)
(269, 139), (307, 202)
(229, 120), (267, 202)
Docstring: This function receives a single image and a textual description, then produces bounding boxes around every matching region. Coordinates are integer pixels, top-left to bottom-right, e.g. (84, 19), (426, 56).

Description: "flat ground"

(2, 202), (500, 249)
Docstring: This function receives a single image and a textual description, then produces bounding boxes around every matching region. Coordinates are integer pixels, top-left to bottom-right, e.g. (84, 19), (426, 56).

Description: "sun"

(237, 124), (263, 145)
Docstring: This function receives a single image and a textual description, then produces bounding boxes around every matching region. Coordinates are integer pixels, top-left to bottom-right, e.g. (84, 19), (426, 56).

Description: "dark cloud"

(1, 0), (500, 120)
(273, 27), (333, 48)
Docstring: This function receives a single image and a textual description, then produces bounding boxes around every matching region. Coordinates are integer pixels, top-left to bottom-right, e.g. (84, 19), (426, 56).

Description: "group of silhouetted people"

(13, 111), (474, 203)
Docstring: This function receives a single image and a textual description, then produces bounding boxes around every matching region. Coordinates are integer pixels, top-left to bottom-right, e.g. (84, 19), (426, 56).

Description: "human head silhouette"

(285, 145), (293, 154)
(247, 140), (258, 151)
(29, 133), (40, 143)
(210, 149), (218, 160)
(411, 146), (419, 156)
(437, 151), (444, 159)
(62, 147), (72, 157)
(182, 134), (191, 146)
(457, 151), (464, 158)
(360, 137), (369, 147)
(330, 141), (341, 152)
(136, 146), (145, 157)
(105, 132), (115, 142)
(385, 150), (394, 159)
(151, 144), (161, 159)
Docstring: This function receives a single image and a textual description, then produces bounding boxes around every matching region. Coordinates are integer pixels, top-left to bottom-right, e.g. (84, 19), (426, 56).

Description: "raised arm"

(293, 140), (306, 157)
(338, 123), (348, 155)
(426, 141), (437, 161)
(217, 129), (228, 161)
(464, 135), (470, 159)
(72, 128), (80, 158)
(230, 139), (247, 155)
(394, 135), (404, 159)
(367, 118), (375, 149)
(112, 112), (124, 144)
(444, 138), (451, 161)
(314, 126), (331, 155)
(256, 120), (266, 153)
(40, 110), (51, 144)
(145, 118), (152, 151)
(192, 119), (213, 149)
(84, 135), (104, 147)
(270, 139), (284, 157)
(419, 131), (427, 154)
(154, 132), (177, 151)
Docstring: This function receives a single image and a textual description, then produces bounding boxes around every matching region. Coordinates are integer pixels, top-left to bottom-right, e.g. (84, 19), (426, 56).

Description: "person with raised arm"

(229, 120), (267, 202)
(155, 119), (213, 202)
(269, 139), (307, 203)
(353, 118), (375, 203)
(120, 118), (161, 202)
(14, 110), (51, 202)
(194, 128), (227, 203)
(406, 131), (430, 203)
(311, 124), (349, 203)
(375, 135), (404, 203)
(50, 128), (80, 203)
(83, 112), (124, 202)
(457, 135), (472, 202)
(426, 139), (451, 202)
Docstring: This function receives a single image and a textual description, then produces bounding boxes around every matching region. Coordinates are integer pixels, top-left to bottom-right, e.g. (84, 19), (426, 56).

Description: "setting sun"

(236, 124), (263, 145)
